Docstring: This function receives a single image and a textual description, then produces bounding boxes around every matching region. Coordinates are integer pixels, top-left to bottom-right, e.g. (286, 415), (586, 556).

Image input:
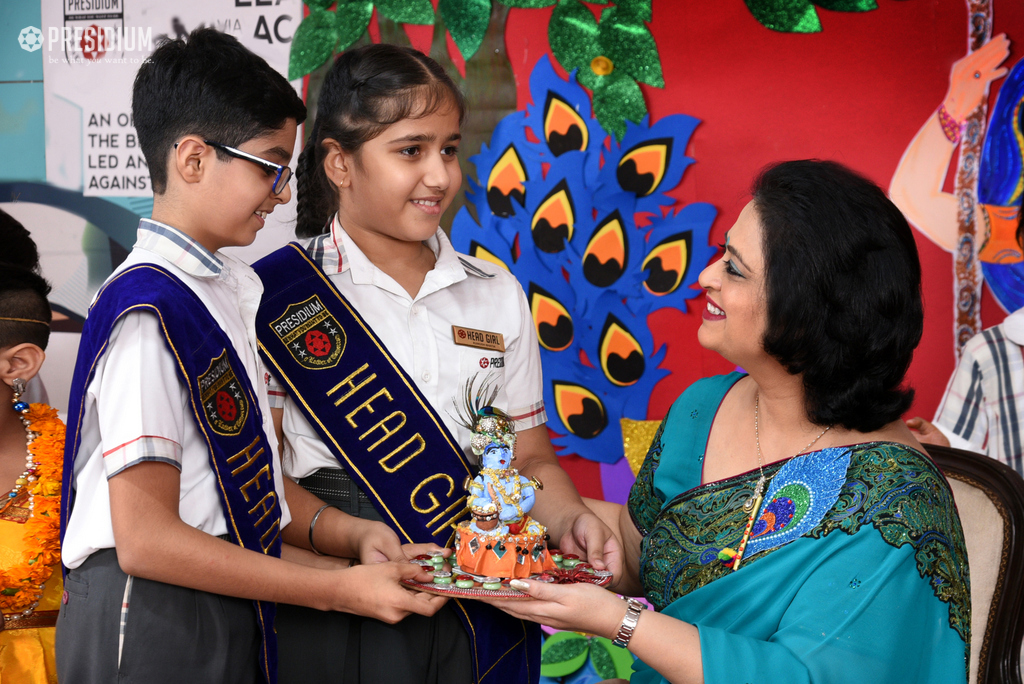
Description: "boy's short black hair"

(752, 160), (923, 433)
(0, 209), (52, 350)
(133, 27), (306, 194)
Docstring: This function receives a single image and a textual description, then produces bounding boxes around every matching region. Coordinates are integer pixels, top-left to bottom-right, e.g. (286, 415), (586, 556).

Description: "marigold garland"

(0, 403), (64, 615)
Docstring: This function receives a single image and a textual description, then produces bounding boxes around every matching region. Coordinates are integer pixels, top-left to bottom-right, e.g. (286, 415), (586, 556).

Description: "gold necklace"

(723, 392), (832, 571)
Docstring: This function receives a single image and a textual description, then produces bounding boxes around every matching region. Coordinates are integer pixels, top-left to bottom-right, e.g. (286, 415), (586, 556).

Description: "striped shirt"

(933, 308), (1024, 475)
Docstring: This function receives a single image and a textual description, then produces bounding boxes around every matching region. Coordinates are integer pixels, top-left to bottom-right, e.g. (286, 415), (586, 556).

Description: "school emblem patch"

(199, 351), (249, 436)
(269, 295), (345, 370)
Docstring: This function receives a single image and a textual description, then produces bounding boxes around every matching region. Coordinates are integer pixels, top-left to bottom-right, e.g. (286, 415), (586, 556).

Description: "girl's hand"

(400, 542), (452, 562)
(558, 511), (624, 577)
(355, 519), (405, 564)
(481, 579), (624, 637)
(944, 34), (1011, 121)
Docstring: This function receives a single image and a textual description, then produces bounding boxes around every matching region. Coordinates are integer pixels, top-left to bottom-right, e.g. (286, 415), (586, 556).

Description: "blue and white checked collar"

(305, 214), (493, 280)
(134, 219), (223, 278)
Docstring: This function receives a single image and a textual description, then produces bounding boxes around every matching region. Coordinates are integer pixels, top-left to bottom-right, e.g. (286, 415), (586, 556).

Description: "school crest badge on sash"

(269, 295), (345, 370)
(199, 350), (249, 436)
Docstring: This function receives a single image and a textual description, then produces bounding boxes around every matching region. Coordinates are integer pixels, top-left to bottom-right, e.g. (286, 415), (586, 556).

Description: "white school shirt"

(268, 216), (547, 480)
(62, 219), (292, 570)
(932, 307), (1024, 475)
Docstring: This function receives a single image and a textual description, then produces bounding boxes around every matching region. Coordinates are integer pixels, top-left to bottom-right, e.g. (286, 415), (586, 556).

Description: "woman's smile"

(704, 296), (726, 320)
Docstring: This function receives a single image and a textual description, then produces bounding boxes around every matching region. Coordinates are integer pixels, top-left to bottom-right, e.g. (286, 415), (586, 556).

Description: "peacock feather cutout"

(450, 55), (716, 463)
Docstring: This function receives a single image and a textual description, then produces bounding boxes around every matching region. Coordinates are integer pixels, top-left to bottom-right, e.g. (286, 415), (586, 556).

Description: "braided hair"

(295, 44), (465, 238)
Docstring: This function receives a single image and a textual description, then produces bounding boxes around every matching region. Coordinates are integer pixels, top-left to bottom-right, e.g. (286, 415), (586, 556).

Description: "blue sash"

(254, 243), (540, 684)
(61, 264), (283, 684)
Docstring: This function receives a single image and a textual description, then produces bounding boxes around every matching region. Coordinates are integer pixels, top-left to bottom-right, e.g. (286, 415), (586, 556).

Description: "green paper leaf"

(289, 9), (339, 80)
(612, 0), (652, 21)
(590, 637), (636, 679)
(592, 70), (646, 141)
(336, 1), (374, 52)
(549, 0), (600, 72)
(376, 0), (436, 25)
(440, 0), (491, 60)
(498, 0), (558, 7)
(811, 0), (877, 10)
(304, 0), (334, 10)
(575, 65), (600, 91)
(744, 0), (822, 33)
(541, 632), (590, 677)
(599, 7), (663, 87)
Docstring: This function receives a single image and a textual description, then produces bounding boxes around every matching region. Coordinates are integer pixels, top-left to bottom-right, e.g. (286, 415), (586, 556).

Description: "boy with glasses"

(57, 28), (444, 684)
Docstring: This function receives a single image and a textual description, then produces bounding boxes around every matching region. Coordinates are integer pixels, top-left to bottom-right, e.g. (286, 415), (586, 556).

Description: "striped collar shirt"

(933, 308), (1024, 475)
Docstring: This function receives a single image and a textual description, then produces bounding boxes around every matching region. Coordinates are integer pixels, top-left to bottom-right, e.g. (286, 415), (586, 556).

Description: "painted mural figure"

(891, 34), (1022, 307)
(893, 35), (1024, 470)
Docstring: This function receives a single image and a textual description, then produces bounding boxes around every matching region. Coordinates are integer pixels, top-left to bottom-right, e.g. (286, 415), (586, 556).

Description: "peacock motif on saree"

(450, 55), (716, 463)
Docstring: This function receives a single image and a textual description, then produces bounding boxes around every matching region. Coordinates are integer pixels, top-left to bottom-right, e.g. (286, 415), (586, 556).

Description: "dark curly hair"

(295, 43), (465, 238)
(753, 160), (923, 432)
(0, 209), (51, 350)
(133, 27), (306, 194)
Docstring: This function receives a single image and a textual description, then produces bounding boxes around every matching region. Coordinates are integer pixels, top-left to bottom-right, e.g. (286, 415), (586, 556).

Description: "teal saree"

(627, 373), (970, 683)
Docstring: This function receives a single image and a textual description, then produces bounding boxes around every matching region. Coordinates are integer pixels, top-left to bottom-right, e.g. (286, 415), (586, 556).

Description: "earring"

(11, 378), (28, 414)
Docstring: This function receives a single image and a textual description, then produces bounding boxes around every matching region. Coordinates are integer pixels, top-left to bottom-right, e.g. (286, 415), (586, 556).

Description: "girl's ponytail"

(295, 117), (336, 238)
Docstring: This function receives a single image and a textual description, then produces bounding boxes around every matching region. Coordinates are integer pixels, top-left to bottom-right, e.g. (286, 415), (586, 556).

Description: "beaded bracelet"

(938, 104), (962, 144)
(308, 503), (337, 556)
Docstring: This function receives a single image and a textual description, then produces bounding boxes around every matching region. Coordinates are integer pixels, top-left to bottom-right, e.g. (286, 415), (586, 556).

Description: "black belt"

(299, 468), (384, 522)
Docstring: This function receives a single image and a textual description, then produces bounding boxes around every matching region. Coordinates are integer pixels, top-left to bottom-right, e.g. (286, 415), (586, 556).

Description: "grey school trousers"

(56, 548), (261, 683)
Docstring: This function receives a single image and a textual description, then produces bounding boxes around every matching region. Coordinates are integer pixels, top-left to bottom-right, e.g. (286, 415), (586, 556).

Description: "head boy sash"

(254, 243), (540, 684)
(61, 264), (283, 684)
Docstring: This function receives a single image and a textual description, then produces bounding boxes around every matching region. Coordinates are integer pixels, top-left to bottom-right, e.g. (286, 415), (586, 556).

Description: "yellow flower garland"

(0, 403), (64, 615)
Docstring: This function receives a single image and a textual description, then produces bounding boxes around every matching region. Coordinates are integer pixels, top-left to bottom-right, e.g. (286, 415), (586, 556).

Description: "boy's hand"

(332, 561), (448, 623)
(905, 417), (951, 447)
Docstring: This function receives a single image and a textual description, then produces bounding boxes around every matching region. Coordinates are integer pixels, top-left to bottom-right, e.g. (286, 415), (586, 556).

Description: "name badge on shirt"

(452, 325), (505, 352)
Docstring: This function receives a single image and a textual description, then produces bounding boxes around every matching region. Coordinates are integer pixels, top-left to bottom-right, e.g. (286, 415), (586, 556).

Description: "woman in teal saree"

(490, 160), (970, 683)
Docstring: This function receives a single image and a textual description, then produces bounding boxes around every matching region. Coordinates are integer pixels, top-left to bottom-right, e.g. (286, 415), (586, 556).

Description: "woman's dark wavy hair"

(753, 160), (923, 432)
(295, 44), (466, 238)
(0, 209), (52, 350)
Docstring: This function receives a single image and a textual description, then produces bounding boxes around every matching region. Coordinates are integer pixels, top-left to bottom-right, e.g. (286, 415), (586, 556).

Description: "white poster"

(41, 0), (302, 197)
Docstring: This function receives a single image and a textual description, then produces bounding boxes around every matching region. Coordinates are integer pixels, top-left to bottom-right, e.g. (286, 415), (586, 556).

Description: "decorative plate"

(402, 563), (613, 600)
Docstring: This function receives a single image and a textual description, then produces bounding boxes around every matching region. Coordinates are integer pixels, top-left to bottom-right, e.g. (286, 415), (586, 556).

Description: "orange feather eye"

(486, 144), (528, 218)
(469, 241), (510, 271)
(529, 284), (573, 351)
(553, 381), (607, 439)
(582, 211), (628, 287)
(617, 138), (672, 197)
(531, 180), (575, 253)
(599, 315), (645, 386)
(642, 231), (691, 295)
(543, 91), (588, 157)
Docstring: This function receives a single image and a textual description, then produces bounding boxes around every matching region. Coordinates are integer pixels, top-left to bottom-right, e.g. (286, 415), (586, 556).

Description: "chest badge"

(452, 325), (505, 352)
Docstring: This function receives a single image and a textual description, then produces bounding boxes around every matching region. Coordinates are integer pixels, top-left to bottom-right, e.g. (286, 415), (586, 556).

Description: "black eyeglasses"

(204, 140), (292, 195)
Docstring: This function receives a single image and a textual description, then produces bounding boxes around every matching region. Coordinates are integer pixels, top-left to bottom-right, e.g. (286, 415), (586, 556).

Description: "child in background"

(257, 43), (619, 683)
(0, 208), (62, 684)
(57, 29), (443, 684)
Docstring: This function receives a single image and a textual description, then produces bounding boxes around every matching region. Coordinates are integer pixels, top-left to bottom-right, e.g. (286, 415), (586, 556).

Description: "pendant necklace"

(720, 392), (831, 571)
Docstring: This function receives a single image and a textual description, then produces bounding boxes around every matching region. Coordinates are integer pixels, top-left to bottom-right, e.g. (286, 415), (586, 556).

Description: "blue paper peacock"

(450, 55), (716, 463)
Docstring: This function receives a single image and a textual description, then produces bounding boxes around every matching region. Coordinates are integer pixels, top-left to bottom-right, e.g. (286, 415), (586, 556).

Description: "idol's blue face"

(481, 443), (513, 470)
